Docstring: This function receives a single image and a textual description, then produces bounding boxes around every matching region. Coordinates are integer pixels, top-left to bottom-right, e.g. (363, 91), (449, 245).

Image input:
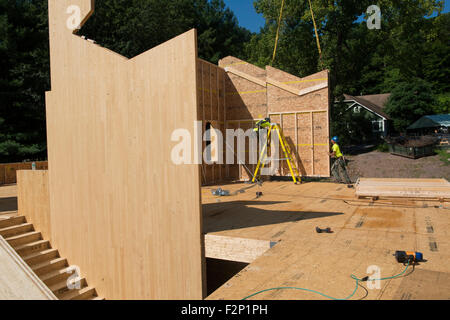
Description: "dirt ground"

(342, 150), (450, 182)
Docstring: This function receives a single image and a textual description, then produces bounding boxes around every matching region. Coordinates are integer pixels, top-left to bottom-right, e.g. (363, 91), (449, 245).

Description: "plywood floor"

(202, 181), (450, 300)
(2, 182), (449, 300)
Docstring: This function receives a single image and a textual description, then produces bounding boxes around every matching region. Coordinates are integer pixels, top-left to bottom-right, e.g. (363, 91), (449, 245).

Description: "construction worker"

(253, 118), (271, 132)
(329, 136), (352, 185)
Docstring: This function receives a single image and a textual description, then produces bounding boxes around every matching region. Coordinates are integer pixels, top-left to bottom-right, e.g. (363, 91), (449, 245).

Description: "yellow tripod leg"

(252, 126), (272, 183)
(276, 127), (300, 184)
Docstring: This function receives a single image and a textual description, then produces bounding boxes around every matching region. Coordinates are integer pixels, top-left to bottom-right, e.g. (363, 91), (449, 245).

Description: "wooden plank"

(0, 235), (57, 300)
(356, 178), (450, 199)
(205, 235), (275, 264)
(45, 0), (203, 300)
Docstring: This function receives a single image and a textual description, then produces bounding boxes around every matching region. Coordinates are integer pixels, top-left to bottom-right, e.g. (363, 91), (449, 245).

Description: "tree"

(0, 0), (251, 163)
(78, 0), (251, 64)
(0, 0), (49, 163)
(385, 79), (436, 133)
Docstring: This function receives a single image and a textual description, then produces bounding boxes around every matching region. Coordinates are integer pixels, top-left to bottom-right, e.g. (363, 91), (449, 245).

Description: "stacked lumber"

(355, 178), (450, 200)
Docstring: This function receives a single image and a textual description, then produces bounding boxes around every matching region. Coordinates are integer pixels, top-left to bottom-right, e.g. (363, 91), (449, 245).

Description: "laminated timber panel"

(197, 59), (227, 185)
(225, 121), (241, 181)
(356, 178), (450, 200)
(16, 170), (52, 243)
(0, 162), (48, 185)
(45, 0), (204, 299)
(238, 120), (259, 182)
(0, 236), (57, 300)
(219, 56), (267, 121)
(267, 66), (330, 177)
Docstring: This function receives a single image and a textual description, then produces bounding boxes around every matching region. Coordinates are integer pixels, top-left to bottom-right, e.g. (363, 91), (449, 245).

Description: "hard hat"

(332, 136), (338, 142)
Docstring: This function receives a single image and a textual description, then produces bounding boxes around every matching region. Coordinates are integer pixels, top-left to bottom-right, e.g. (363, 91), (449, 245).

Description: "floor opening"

(206, 258), (249, 296)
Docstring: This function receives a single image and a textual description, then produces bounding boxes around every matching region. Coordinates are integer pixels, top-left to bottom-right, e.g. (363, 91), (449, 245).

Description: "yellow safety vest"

(332, 144), (343, 158)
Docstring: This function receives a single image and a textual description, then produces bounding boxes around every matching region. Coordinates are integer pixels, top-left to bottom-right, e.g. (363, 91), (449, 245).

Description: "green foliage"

(436, 148), (450, 165)
(1, 0), (448, 163)
(0, 0), (49, 163)
(385, 79), (436, 132)
(78, 0), (251, 64)
(377, 143), (390, 153)
(0, 0), (250, 163)
(330, 101), (375, 146)
(433, 93), (450, 114)
(250, 0), (447, 98)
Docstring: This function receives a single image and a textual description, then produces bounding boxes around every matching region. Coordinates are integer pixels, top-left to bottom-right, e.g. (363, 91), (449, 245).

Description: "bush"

(436, 148), (450, 165)
(385, 79), (436, 133)
(377, 143), (389, 153)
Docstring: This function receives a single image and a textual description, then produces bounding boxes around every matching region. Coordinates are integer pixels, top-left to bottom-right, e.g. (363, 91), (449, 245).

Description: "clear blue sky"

(224, 0), (450, 33)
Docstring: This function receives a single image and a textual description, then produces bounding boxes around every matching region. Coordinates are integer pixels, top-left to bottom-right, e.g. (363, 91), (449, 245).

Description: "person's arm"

(329, 145), (336, 157)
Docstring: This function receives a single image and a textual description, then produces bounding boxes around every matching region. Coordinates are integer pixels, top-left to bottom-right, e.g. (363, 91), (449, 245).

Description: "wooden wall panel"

(219, 57), (267, 121)
(16, 170), (51, 242)
(267, 66), (330, 177)
(197, 59), (228, 185)
(46, 0), (203, 299)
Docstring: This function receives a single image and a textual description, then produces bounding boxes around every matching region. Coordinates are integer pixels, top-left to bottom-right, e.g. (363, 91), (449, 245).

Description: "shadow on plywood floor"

(203, 200), (344, 233)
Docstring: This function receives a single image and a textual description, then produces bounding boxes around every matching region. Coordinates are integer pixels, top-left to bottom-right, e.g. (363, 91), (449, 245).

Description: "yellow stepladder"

(252, 123), (302, 185)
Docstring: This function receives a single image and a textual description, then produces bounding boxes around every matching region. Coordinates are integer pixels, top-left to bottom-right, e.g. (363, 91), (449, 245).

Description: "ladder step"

(7, 231), (42, 248)
(15, 240), (51, 256)
(0, 223), (34, 238)
(32, 257), (68, 276)
(0, 216), (26, 229)
(23, 248), (60, 267)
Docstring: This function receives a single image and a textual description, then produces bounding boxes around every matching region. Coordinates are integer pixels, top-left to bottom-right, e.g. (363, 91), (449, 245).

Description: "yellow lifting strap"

(271, 0), (285, 66)
(308, 0), (322, 57)
(272, 0), (322, 65)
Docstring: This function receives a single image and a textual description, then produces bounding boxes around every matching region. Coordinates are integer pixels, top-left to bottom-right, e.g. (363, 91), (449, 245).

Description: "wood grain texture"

(197, 59), (227, 185)
(45, 0), (203, 299)
(205, 234), (274, 264)
(0, 235), (57, 300)
(17, 170), (51, 242)
(203, 181), (450, 300)
(267, 67), (330, 177)
(356, 178), (450, 199)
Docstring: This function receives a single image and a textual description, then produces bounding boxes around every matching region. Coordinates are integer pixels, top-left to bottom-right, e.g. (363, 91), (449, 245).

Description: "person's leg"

(339, 157), (352, 184)
(331, 159), (343, 183)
